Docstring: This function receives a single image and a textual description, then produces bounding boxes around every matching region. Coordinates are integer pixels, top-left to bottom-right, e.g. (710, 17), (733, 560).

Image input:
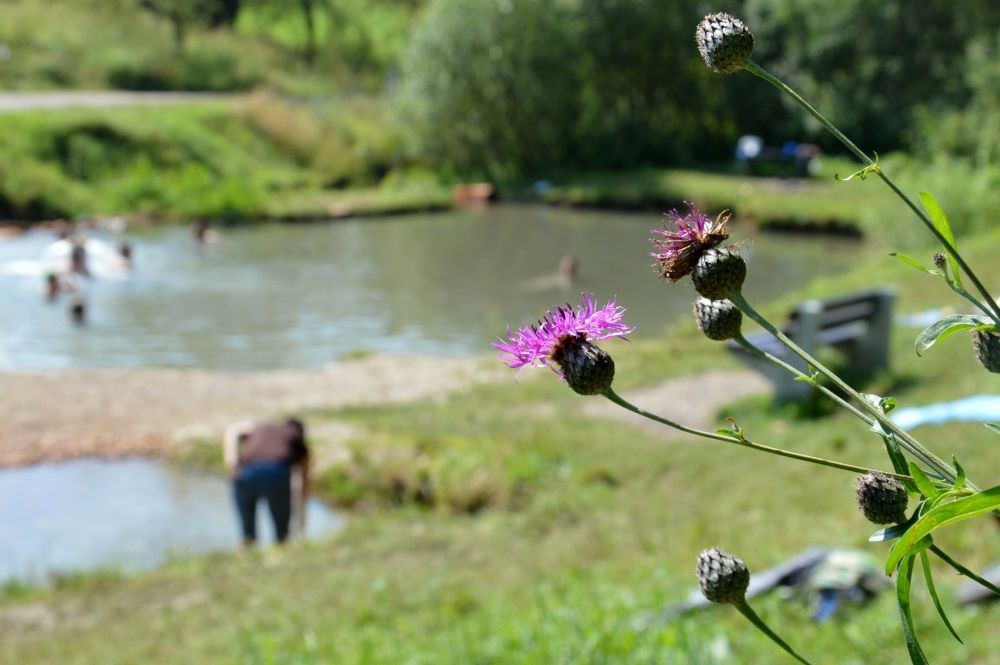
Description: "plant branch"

(744, 60), (1000, 325)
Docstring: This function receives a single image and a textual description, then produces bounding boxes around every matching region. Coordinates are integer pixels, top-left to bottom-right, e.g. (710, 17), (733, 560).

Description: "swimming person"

(223, 418), (311, 546)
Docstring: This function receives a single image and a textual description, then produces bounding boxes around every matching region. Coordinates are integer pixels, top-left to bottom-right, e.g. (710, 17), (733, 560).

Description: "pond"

(0, 205), (865, 371)
(0, 459), (344, 584)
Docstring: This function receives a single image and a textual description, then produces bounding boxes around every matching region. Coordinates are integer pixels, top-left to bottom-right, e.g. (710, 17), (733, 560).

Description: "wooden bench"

(726, 289), (896, 401)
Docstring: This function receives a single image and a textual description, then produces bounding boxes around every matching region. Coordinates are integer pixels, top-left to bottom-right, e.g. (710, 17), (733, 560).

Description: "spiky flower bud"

(932, 253), (947, 270)
(692, 247), (746, 299)
(855, 472), (908, 525)
(697, 547), (750, 605)
(552, 336), (615, 395)
(972, 329), (1000, 374)
(694, 298), (743, 341)
(695, 13), (754, 74)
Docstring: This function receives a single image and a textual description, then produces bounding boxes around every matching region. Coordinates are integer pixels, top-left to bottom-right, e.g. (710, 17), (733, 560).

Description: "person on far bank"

(223, 417), (310, 546)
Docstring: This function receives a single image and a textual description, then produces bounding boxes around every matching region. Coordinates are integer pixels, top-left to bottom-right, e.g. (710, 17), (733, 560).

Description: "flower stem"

(930, 545), (1000, 596)
(727, 290), (960, 484)
(744, 59), (1000, 325)
(733, 334), (876, 426)
(734, 599), (815, 665)
(601, 387), (907, 479)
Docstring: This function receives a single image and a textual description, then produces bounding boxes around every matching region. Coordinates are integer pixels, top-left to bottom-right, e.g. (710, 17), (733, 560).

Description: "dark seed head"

(695, 13), (755, 74)
(694, 298), (743, 341)
(552, 336), (615, 396)
(972, 329), (1000, 374)
(692, 247), (746, 299)
(696, 547), (750, 605)
(855, 472), (908, 525)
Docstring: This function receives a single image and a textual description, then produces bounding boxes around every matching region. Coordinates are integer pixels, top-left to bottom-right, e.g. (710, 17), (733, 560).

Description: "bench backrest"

(787, 290), (891, 331)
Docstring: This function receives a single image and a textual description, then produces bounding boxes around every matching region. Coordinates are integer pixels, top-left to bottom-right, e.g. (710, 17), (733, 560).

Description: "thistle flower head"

(695, 12), (755, 73)
(855, 472), (909, 525)
(972, 328), (1000, 374)
(696, 547), (750, 605)
(650, 203), (731, 282)
(493, 293), (633, 386)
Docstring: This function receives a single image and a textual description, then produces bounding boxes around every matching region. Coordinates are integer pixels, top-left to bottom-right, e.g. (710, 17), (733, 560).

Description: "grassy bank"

(3, 228), (1000, 663)
(535, 153), (1000, 247)
(0, 96), (450, 223)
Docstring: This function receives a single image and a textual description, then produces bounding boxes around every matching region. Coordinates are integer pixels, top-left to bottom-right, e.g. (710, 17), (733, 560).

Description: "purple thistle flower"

(493, 293), (633, 379)
(650, 202), (731, 282)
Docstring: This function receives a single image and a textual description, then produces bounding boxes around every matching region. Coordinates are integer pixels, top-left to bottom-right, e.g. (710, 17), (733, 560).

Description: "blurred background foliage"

(1, 0), (999, 229)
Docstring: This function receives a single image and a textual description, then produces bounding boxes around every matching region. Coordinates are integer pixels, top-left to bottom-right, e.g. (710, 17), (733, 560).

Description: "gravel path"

(0, 357), (770, 469)
(0, 91), (238, 114)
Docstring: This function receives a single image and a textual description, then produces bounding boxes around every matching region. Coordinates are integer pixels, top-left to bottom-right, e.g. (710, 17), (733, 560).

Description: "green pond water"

(0, 205), (865, 371)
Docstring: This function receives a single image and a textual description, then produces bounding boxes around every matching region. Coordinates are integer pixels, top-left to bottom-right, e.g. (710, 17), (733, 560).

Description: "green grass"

(3, 228), (1000, 662)
(535, 154), (1000, 247)
(0, 97), (450, 222)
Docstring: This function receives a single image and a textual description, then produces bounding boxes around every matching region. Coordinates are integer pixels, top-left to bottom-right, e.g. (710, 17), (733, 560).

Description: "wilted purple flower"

(650, 203), (731, 281)
(493, 293), (633, 379)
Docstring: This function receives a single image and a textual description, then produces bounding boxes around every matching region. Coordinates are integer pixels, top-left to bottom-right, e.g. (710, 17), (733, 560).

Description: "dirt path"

(0, 354), (504, 468)
(0, 357), (771, 469)
(0, 91), (238, 114)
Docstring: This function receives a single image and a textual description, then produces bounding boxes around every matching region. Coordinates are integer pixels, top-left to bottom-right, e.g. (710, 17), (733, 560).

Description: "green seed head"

(694, 297), (743, 341)
(695, 13), (755, 74)
(972, 329), (1000, 374)
(552, 336), (615, 396)
(855, 472), (908, 525)
(692, 247), (746, 299)
(697, 547), (750, 604)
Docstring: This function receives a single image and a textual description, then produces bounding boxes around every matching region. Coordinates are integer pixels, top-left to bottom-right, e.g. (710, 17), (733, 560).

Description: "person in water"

(223, 417), (311, 546)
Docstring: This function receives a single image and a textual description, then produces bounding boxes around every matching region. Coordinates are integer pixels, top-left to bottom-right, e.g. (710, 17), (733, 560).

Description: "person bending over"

(223, 417), (310, 546)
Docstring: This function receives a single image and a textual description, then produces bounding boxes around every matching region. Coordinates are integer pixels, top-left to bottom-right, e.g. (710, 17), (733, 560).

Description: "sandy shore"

(0, 354), (505, 468)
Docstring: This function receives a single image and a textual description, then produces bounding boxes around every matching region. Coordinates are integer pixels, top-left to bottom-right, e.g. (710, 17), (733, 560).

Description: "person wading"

(223, 417), (310, 546)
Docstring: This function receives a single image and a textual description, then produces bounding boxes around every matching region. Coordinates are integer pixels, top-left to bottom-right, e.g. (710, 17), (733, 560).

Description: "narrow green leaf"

(986, 423), (1000, 437)
(919, 192), (962, 288)
(896, 555), (930, 665)
(914, 314), (995, 356)
(714, 427), (741, 441)
(919, 551), (963, 643)
(886, 486), (1000, 574)
(889, 252), (934, 275)
(908, 463), (940, 500)
(952, 456), (966, 490)
(870, 510), (918, 542)
(881, 434), (917, 492)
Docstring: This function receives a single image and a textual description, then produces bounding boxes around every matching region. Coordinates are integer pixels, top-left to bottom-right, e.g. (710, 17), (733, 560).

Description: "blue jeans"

(233, 460), (292, 543)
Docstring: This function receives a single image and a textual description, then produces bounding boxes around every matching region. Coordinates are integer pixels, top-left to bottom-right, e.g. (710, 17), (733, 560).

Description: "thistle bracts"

(697, 547), (750, 605)
(694, 298), (742, 341)
(972, 329), (1000, 373)
(693, 247), (746, 299)
(856, 471), (908, 525)
(695, 13), (754, 73)
(552, 336), (615, 395)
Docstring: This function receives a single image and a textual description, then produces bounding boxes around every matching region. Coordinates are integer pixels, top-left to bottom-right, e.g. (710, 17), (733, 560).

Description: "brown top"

(238, 421), (308, 468)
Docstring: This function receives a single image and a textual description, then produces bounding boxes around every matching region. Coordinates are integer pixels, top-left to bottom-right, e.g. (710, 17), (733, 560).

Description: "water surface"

(0, 206), (864, 370)
(0, 459), (343, 583)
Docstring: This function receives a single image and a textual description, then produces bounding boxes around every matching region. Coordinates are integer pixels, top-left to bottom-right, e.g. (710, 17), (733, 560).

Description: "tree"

(139, 0), (217, 53)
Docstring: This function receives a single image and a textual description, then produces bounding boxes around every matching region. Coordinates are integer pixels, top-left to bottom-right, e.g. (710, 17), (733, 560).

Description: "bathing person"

(43, 272), (61, 300)
(223, 418), (311, 546)
(68, 293), (86, 324)
(69, 237), (89, 276)
(118, 240), (133, 269)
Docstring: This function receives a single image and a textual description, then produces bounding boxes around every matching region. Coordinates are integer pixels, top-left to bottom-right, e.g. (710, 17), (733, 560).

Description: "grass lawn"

(2, 223), (999, 663)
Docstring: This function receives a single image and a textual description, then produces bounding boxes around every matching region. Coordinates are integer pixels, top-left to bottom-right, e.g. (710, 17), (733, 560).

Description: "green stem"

(744, 59), (1000, 325)
(734, 600), (815, 665)
(602, 387), (907, 479)
(734, 334), (876, 426)
(728, 290), (959, 484)
(930, 545), (1000, 596)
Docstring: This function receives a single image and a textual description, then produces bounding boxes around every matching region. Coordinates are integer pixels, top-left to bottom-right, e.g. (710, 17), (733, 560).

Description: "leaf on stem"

(919, 551), (963, 644)
(908, 463), (940, 500)
(836, 152), (881, 181)
(952, 456), (966, 490)
(919, 192), (962, 288)
(914, 314), (995, 356)
(886, 485), (1000, 574)
(896, 555), (930, 665)
(889, 253), (943, 276)
(986, 423), (1000, 437)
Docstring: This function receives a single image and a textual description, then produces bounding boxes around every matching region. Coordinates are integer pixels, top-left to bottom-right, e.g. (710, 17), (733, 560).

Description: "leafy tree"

(139, 0), (217, 52)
